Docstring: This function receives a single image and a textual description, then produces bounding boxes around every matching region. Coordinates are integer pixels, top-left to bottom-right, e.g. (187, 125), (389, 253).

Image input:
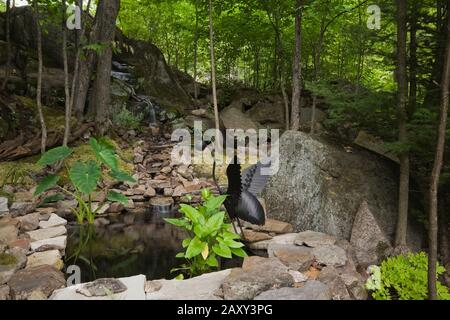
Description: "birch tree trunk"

(428, 3), (450, 299)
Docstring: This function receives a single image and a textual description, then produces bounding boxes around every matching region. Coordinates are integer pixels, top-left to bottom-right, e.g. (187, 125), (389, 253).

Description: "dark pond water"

(65, 209), (187, 283)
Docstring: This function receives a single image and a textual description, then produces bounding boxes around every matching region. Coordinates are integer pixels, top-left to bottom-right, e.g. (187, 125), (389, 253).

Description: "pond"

(65, 209), (187, 283)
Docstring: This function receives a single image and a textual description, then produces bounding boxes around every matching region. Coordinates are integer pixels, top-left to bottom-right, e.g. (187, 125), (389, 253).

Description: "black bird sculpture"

(201, 130), (268, 237)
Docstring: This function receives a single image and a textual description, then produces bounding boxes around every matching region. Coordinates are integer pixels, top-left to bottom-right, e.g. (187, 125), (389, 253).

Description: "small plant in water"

(34, 138), (136, 224)
(366, 252), (450, 300)
(165, 189), (247, 279)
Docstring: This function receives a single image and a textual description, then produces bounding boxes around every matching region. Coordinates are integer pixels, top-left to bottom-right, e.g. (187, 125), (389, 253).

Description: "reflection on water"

(65, 209), (187, 283)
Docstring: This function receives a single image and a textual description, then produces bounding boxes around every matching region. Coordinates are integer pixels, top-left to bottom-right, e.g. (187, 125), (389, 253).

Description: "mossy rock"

(0, 158), (42, 188)
(0, 253), (17, 266)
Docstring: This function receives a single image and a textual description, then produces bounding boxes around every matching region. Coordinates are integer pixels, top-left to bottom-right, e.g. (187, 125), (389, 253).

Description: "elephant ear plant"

(34, 138), (136, 224)
(165, 189), (247, 279)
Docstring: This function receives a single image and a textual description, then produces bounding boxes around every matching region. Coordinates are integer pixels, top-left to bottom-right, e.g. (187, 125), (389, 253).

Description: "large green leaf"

(37, 146), (72, 166)
(205, 195), (227, 211)
(185, 237), (207, 259)
(205, 211), (225, 235)
(164, 218), (190, 229)
(34, 174), (60, 196)
(90, 138), (118, 170)
(223, 238), (245, 248)
(179, 204), (202, 224)
(69, 161), (101, 194)
(206, 254), (219, 267)
(107, 191), (129, 204)
(231, 247), (248, 258)
(212, 242), (232, 259)
(109, 170), (136, 183)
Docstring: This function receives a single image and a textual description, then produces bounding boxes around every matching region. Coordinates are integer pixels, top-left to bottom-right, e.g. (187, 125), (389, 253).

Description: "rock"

(177, 165), (192, 180)
(247, 101), (285, 126)
(50, 275), (146, 300)
(294, 230), (337, 248)
(123, 213), (135, 225)
(147, 270), (231, 300)
(108, 202), (125, 213)
(220, 105), (259, 130)
(242, 229), (272, 243)
(94, 218), (110, 228)
(160, 166), (172, 174)
(0, 197), (8, 214)
(76, 278), (127, 297)
(221, 257), (294, 300)
(248, 219), (293, 234)
(0, 285), (10, 300)
(10, 202), (36, 217)
(299, 107), (327, 128)
(254, 281), (332, 300)
(172, 185), (187, 197)
(183, 181), (202, 193)
(262, 131), (423, 247)
(8, 239), (30, 251)
(348, 284), (368, 300)
(0, 224), (18, 245)
(14, 191), (34, 202)
(268, 244), (314, 272)
(134, 153), (144, 164)
(145, 187), (156, 197)
(248, 233), (298, 250)
(18, 213), (40, 231)
(288, 270), (308, 283)
(30, 236), (67, 252)
(8, 265), (66, 300)
(26, 250), (63, 270)
(191, 109), (207, 117)
(91, 203), (110, 215)
(56, 199), (78, 217)
(26, 226), (67, 242)
(38, 214), (67, 229)
(163, 188), (173, 196)
(312, 245), (347, 267)
(354, 130), (399, 163)
(145, 281), (163, 293)
(0, 248), (27, 285)
(350, 201), (393, 267)
(317, 267), (351, 300)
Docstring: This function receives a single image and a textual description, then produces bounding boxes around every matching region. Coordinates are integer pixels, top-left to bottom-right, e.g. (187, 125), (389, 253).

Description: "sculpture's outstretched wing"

(241, 160), (272, 197)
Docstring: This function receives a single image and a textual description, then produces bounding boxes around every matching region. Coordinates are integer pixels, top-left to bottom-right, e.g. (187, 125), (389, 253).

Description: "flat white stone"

(248, 233), (298, 250)
(30, 236), (67, 251)
(146, 269), (231, 300)
(38, 214), (67, 229)
(50, 274), (146, 300)
(26, 226), (67, 241)
(26, 250), (63, 270)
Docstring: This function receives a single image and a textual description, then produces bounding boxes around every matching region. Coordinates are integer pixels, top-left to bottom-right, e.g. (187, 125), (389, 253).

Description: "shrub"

(165, 189), (247, 279)
(34, 138), (136, 224)
(112, 107), (143, 130)
(366, 252), (450, 300)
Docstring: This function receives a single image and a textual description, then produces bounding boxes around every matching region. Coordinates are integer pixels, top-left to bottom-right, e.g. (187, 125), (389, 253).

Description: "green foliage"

(366, 252), (450, 300)
(165, 189), (247, 278)
(35, 138), (136, 224)
(112, 107), (143, 131)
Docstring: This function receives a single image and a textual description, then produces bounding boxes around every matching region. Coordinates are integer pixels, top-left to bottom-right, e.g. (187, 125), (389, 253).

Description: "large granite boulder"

(262, 131), (422, 250)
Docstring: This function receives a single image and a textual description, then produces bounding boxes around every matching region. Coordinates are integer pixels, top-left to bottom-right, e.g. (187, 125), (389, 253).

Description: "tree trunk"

(193, 1), (199, 101)
(439, 191), (449, 266)
(90, 0), (120, 135)
(1, 0), (11, 90)
(73, 0), (104, 121)
(409, 1), (418, 116)
(62, 0), (71, 146)
(209, 0), (220, 150)
(290, 0), (303, 131)
(33, 0), (47, 155)
(428, 5), (450, 300)
(394, 0), (410, 248)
